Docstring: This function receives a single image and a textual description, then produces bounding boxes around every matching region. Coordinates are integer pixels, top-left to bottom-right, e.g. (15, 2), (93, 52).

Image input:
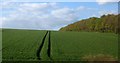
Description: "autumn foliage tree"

(59, 14), (119, 33)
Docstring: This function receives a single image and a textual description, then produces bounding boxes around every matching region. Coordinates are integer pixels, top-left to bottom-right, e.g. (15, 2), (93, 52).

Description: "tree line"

(59, 14), (120, 34)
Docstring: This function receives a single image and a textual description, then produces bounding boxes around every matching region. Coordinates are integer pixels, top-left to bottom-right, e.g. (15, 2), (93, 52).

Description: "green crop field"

(2, 29), (46, 61)
(51, 31), (118, 61)
(1, 29), (118, 61)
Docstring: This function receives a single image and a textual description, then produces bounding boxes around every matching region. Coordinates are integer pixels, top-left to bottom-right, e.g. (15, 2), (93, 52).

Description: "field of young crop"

(2, 29), (47, 61)
(2, 29), (118, 61)
(51, 31), (118, 61)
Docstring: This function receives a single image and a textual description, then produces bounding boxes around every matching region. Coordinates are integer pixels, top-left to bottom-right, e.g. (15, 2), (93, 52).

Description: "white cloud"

(20, 3), (48, 9)
(2, 3), (85, 30)
(76, 6), (85, 10)
(96, 0), (119, 5)
(0, 17), (7, 28)
(18, 3), (57, 12)
(0, 1), (17, 10)
(51, 8), (73, 18)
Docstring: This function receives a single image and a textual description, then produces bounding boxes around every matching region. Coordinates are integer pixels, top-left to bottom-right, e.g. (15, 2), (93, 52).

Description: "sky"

(0, 0), (119, 30)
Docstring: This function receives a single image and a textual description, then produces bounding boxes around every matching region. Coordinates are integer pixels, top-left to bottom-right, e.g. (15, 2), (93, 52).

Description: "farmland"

(2, 29), (46, 60)
(51, 31), (118, 61)
(1, 29), (118, 61)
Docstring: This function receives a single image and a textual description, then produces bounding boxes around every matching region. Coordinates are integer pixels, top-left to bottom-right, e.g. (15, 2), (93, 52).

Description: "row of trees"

(59, 14), (120, 33)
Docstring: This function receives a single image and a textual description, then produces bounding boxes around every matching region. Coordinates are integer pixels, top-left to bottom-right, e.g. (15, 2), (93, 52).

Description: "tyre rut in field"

(36, 31), (52, 60)
(36, 31), (48, 60)
(47, 31), (52, 60)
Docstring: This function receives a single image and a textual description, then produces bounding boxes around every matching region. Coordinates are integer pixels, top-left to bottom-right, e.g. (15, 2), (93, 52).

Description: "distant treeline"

(59, 14), (120, 33)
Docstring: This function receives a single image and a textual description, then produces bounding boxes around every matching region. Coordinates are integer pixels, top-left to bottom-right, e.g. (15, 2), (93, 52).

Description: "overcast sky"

(0, 0), (118, 30)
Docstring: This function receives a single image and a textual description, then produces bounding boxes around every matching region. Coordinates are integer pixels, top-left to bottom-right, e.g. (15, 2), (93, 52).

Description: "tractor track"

(47, 31), (52, 60)
(36, 31), (49, 60)
(36, 31), (52, 60)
